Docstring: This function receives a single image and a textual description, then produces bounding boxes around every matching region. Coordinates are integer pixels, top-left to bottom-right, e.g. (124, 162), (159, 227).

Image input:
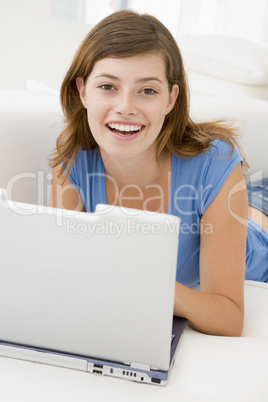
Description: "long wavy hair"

(50, 10), (248, 176)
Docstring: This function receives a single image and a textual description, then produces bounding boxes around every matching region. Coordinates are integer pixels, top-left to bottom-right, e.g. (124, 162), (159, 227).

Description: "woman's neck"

(100, 148), (172, 213)
(101, 147), (169, 186)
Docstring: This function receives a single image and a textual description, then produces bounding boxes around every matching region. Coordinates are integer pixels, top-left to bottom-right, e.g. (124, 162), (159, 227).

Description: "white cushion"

(187, 70), (268, 100)
(26, 79), (60, 97)
(180, 34), (268, 85)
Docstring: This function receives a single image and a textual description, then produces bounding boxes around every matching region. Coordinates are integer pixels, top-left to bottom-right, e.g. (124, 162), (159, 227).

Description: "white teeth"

(108, 123), (142, 132)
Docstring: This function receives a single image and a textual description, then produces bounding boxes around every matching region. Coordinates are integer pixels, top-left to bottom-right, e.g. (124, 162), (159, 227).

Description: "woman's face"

(76, 53), (179, 162)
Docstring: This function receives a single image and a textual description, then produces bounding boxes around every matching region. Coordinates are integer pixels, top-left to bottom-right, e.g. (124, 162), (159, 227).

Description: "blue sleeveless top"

(67, 139), (268, 285)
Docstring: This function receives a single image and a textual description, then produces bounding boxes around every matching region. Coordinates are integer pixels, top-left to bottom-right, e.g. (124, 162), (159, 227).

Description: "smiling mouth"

(107, 123), (144, 136)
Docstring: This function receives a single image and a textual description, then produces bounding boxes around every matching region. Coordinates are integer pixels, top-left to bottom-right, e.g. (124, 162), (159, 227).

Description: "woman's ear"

(166, 84), (179, 115)
(76, 77), (87, 108)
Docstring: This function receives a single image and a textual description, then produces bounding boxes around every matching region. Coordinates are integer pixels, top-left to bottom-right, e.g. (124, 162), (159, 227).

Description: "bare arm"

(174, 163), (248, 336)
(49, 164), (85, 212)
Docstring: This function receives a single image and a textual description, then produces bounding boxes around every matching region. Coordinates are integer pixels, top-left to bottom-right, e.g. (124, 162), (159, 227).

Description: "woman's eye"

(141, 88), (157, 95)
(98, 84), (115, 91)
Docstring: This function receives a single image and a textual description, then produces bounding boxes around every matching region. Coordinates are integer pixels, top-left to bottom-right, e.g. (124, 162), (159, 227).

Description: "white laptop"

(0, 188), (186, 386)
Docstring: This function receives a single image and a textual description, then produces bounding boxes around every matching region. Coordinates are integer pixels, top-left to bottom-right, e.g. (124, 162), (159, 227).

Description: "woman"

(49, 10), (268, 336)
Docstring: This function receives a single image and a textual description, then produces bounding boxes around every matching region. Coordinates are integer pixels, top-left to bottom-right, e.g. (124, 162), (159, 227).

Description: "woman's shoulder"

(172, 138), (241, 167)
(209, 138), (238, 158)
(170, 138), (243, 202)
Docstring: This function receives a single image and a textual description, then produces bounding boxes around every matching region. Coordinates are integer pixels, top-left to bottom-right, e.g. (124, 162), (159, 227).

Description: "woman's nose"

(114, 91), (137, 116)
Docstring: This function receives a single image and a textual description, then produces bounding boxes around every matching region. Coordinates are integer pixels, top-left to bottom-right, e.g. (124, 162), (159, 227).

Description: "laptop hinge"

(130, 362), (151, 371)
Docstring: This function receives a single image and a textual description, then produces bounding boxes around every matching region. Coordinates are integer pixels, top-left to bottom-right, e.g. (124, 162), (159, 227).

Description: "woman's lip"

(106, 124), (145, 141)
(106, 121), (144, 126)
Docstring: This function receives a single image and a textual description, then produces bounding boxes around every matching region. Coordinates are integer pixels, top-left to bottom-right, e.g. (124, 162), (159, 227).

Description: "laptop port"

(151, 377), (161, 384)
(92, 369), (103, 375)
(93, 364), (103, 369)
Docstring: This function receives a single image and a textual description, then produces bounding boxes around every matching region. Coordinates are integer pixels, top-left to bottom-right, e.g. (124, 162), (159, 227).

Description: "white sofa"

(0, 88), (268, 401)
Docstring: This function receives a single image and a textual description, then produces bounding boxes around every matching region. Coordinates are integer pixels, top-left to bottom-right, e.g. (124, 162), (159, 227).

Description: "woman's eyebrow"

(93, 74), (119, 81)
(93, 74), (164, 84)
(137, 77), (164, 85)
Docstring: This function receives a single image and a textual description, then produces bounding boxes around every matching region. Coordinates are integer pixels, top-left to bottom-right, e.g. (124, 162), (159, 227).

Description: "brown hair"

(50, 10), (248, 175)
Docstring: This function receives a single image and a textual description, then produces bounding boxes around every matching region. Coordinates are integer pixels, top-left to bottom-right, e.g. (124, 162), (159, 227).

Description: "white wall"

(0, 0), (51, 18)
(0, 0), (92, 90)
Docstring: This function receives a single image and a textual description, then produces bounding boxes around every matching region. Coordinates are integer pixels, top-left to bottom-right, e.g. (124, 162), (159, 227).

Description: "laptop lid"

(0, 189), (180, 373)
